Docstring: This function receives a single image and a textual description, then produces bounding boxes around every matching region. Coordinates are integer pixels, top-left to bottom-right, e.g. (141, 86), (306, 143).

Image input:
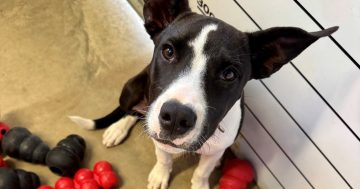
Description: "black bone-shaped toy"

(1, 125), (86, 177)
(1, 127), (50, 164)
(0, 167), (40, 189)
(46, 134), (86, 176)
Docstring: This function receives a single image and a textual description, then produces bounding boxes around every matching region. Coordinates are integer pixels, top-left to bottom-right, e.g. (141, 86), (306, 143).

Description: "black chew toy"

(0, 167), (40, 189)
(46, 134), (86, 176)
(1, 127), (50, 164)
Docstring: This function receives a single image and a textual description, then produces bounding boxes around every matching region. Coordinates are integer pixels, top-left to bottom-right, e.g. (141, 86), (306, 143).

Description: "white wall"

(190, 1), (360, 188)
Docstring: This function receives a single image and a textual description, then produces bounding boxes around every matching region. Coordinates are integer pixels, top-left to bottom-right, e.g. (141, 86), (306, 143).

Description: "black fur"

(93, 106), (127, 129)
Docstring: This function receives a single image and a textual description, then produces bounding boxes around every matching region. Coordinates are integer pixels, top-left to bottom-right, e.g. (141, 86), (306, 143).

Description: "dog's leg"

(148, 145), (173, 189)
(191, 151), (225, 189)
(102, 115), (138, 147)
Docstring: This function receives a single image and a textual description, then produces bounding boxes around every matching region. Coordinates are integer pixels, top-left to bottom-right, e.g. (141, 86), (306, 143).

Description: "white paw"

(102, 116), (137, 147)
(191, 176), (209, 189)
(147, 162), (172, 189)
(102, 124), (128, 147)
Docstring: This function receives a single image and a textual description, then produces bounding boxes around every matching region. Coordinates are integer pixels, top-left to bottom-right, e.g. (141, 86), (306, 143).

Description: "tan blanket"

(0, 0), (221, 188)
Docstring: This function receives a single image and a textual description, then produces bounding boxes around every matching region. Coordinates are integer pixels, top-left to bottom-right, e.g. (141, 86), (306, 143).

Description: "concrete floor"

(0, 0), (222, 188)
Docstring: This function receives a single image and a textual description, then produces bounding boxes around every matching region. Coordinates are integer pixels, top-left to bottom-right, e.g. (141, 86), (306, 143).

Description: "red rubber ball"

(38, 186), (54, 189)
(223, 159), (254, 183)
(74, 169), (94, 183)
(98, 171), (118, 189)
(80, 179), (99, 189)
(219, 175), (247, 189)
(93, 161), (113, 174)
(55, 177), (75, 189)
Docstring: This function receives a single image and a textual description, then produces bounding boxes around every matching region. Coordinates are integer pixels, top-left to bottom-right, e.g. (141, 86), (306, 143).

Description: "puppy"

(70, 0), (338, 188)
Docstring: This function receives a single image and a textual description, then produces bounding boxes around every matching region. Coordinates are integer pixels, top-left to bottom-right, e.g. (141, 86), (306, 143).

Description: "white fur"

(191, 100), (242, 189)
(196, 99), (242, 155)
(68, 116), (96, 130)
(146, 24), (218, 149)
(102, 115), (138, 147)
(191, 151), (224, 189)
(148, 146), (173, 189)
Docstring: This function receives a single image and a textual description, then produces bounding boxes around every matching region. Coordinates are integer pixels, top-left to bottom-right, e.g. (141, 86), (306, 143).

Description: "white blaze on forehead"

(189, 24), (218, 75)
(147, 24), (218, 149)
(170, 24), (218, 145)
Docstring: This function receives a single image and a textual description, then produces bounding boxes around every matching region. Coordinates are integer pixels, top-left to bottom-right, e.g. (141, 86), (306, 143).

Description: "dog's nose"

(159, 101), (197, 135)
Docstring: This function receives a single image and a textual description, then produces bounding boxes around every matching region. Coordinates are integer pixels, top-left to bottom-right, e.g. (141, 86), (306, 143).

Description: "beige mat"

(0, 0), (222, 188)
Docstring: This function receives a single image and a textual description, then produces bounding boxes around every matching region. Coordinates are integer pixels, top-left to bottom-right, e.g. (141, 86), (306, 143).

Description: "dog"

(69, 0), (338, 188)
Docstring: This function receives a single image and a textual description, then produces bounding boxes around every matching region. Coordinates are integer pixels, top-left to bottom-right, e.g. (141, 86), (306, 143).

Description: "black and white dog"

(70, 0), (338, 188)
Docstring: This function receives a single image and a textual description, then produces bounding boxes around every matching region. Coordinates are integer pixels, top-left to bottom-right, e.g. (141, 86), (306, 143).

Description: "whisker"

(135, 122), (152, 140)
(202, 136), (211, 153)
(206, 105), (216, 111)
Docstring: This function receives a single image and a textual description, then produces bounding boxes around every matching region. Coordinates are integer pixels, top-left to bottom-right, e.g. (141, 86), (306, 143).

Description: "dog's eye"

(220, 67), (238, 81)
(162, 45), (175, 61)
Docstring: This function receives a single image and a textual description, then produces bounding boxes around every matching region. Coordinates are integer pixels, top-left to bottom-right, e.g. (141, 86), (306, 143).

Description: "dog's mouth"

(148, 133), (182, 148)
(148, 131), (197, 151)
(147, 131), (204, 152)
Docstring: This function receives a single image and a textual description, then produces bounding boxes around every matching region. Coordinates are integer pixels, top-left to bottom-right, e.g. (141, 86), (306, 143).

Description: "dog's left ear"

(143, 0), (191, 40)
(248, 26), (338, 79)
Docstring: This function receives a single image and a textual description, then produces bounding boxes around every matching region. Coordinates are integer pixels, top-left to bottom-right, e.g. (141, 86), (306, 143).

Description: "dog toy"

(219, 159), (254, 189)
(38, 161), (119, 189)
(1, 127), (50, 164)
(93, 161), (119, 189)
(46, 134), (86, 176)
(55, 177), (77, 189)
(0, 122), (10, 152)
(38, 178), (77, 189)
(0, 156), (7, 167)
(0, 167), (41, 189)
(74, 169), (100, 189)
(38, 172), (99, 189)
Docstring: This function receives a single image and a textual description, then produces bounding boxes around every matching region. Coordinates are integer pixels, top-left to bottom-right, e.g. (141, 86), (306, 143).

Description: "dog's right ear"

(143, 0), (191, 40)
(119, 65), (150, 113)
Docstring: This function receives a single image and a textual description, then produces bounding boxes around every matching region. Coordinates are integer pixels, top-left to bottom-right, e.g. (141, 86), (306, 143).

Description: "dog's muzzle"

(158, 100), (197, 137)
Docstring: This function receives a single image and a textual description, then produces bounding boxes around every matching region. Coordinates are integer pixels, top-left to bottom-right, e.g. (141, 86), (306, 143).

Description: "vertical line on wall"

(240, 133), (286, 189)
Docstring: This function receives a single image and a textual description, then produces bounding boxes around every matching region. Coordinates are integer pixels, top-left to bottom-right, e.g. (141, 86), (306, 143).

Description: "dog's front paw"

(102, 124), (128, 147)
(147, 162), (172, 189)
(102, 116), (137, 147)
(191, 176), (210, 189)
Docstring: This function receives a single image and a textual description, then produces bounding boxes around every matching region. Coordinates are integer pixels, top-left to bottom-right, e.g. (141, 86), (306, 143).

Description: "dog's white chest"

(197, 99), (242, 155)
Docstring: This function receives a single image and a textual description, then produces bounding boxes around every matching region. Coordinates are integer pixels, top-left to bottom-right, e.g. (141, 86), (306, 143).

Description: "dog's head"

(120, 0), (337, 152)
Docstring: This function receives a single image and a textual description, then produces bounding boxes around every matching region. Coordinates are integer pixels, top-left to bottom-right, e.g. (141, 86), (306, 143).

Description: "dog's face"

(146, 15), (251, 151)
(119, 0), (337, 152)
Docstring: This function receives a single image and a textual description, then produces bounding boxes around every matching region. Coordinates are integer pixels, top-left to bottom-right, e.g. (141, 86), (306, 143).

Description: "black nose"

(159, 101), (197, 135)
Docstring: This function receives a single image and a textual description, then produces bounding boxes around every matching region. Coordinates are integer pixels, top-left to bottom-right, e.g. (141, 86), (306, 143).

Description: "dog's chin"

(149, 133), (202, 153)
(153, 139), (185, 154)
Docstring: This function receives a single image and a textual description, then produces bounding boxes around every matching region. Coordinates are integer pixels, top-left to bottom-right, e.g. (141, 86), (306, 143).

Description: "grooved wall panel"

(190, 0), (360, 188)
